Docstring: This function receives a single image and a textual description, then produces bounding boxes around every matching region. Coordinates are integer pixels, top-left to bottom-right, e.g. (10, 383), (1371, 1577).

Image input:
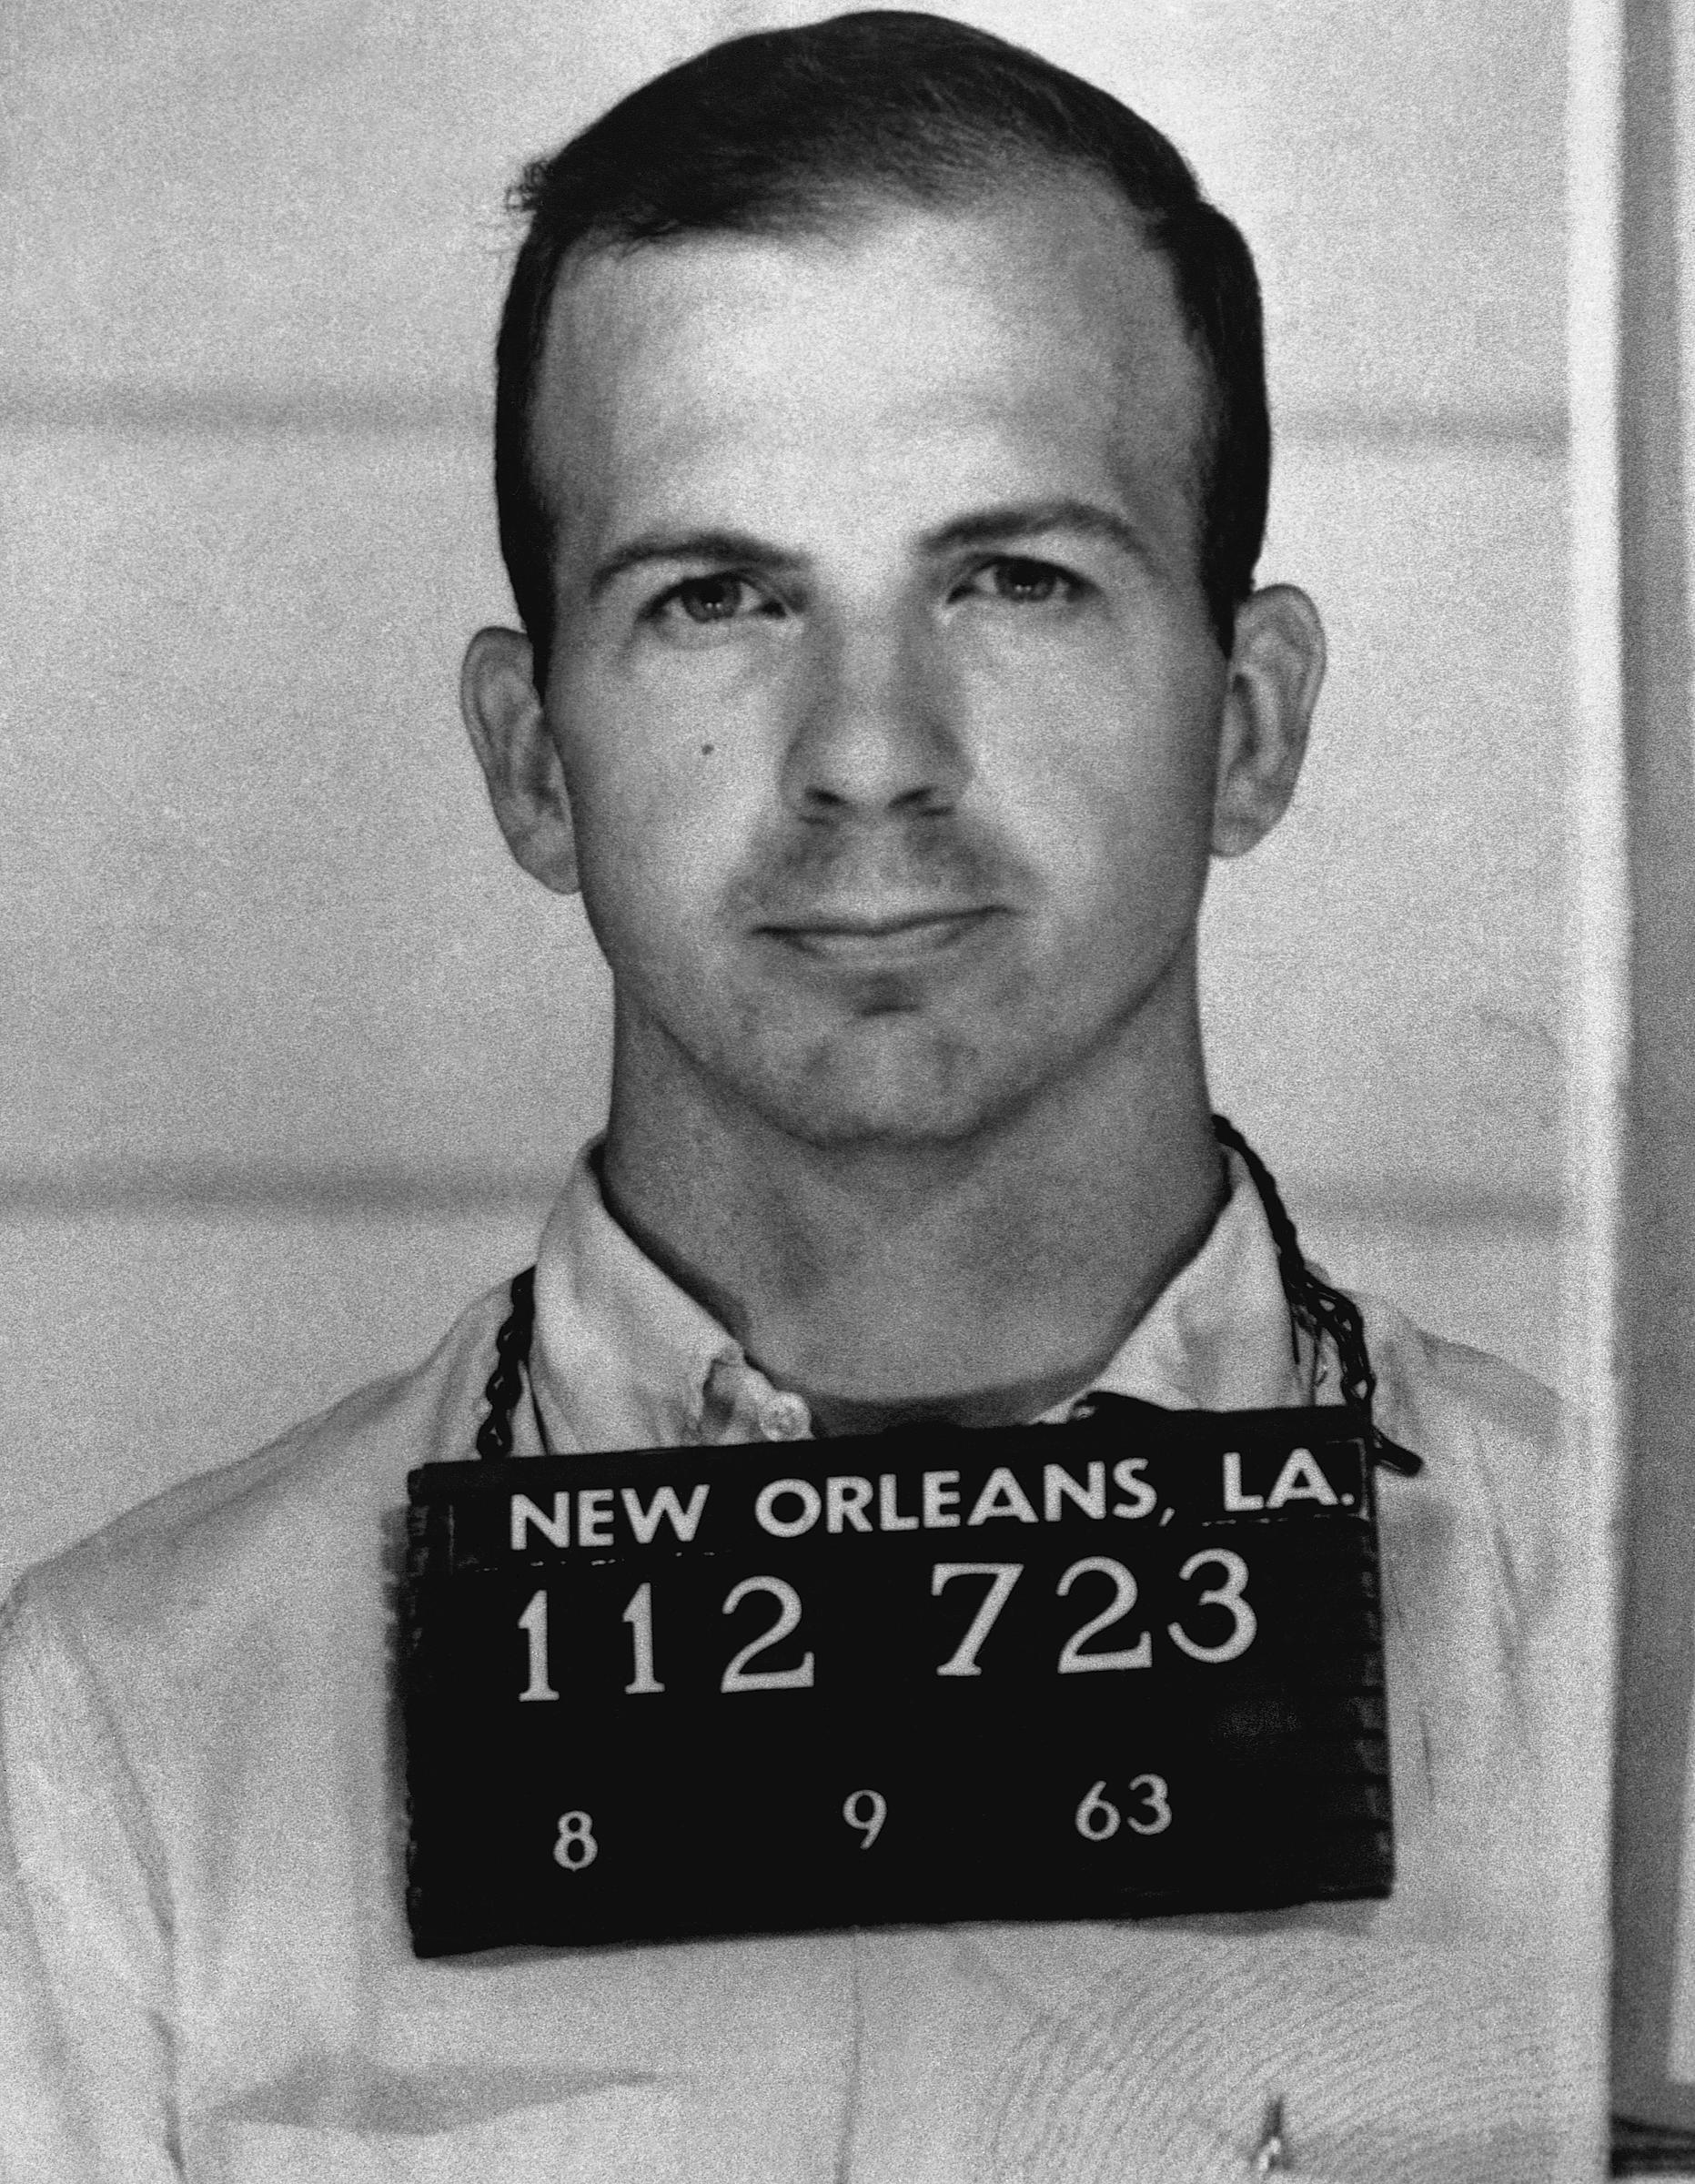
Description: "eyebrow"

(919, 498), (1153, 565)
(588, 498), (1153, 601)
(590, 530), (806, 601)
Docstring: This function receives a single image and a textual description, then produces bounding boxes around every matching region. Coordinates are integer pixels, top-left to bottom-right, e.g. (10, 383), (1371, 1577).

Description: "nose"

(779, 605), (971, 821)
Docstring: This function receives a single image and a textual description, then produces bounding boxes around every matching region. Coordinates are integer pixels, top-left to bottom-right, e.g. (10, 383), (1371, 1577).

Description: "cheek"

(971, 657), (1221, 896)
(559, 647), (776, 807)
(562, 719), (758, 965)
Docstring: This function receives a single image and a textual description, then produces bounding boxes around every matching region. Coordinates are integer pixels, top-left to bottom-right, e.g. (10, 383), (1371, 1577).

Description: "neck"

(600, 1002), (1226, 1433)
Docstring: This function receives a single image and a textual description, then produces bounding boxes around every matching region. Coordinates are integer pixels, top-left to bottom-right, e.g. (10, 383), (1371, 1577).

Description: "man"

(0, 12), (1592, 2179)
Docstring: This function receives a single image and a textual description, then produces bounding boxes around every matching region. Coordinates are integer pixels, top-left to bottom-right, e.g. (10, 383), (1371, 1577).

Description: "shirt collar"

(530, 1141), (1317, 1455)
(530, 1147), (743, 1453)
(1057, 1148), (1317, 1416)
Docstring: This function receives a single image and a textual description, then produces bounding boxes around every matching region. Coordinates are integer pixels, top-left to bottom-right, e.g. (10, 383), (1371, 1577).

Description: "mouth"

(761, 907), (1001, 963)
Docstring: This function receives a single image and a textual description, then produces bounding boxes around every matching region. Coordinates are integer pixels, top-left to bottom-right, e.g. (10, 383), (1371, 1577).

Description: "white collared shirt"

(0, 1148), (1599, 2181)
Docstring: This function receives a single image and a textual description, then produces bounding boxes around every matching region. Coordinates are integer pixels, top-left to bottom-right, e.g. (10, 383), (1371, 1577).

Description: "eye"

(993, 558), (1064, 603)
(953, 557), (1085, 608)
(650, 573), (780, 629)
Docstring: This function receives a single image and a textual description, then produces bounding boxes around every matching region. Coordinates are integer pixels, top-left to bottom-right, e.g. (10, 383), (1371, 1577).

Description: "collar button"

(758, 1391), (811, 1441)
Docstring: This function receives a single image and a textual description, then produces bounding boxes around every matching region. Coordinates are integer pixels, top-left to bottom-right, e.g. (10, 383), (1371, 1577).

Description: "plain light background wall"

(0, 0), (1568, 1592)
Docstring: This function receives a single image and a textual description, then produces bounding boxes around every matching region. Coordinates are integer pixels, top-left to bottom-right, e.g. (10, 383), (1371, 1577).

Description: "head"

(462, 12), (1323, 1169)
(493, 10), (1270, 693)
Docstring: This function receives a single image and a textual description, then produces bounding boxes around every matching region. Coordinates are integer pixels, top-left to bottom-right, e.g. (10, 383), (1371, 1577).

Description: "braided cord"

(475, 1264), (537, 1461)
(1213, 1115), (1421, 1475)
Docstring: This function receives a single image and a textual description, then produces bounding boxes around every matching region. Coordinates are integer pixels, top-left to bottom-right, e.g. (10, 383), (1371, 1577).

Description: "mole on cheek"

(701, 741), (716, 757)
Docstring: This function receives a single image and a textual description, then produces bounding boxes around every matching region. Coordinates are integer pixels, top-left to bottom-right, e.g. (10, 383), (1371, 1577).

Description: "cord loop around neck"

(473, 1127), (1422, 1476)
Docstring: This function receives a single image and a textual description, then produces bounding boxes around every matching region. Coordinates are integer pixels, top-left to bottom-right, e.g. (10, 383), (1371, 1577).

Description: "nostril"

(780, 632), (968, 816)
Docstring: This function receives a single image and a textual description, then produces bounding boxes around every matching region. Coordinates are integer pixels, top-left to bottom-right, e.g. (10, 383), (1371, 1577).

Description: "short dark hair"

(495, 9), (1269, 687)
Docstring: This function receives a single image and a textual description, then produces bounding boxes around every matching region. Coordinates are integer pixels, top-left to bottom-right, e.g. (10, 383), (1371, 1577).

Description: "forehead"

(531, 178), (1206, 573)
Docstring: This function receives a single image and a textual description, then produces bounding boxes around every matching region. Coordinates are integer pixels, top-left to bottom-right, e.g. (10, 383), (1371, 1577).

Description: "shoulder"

(1, 1278), (519, 1697)
(1347, 1287), (1566, 1683)
(1357, 1289), (1557, 1464)
(1354, 1287), (1557, 1530)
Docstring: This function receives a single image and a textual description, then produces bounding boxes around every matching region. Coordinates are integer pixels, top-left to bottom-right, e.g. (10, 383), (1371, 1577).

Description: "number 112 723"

(515, 1551), (1256, 1703)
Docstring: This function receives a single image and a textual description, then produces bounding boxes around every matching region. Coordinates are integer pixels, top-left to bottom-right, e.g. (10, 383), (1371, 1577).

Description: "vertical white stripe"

(1658, 0), (1695, 2084)
(1680, 0), (1695, 806)
(1564, 0), (1627, 2160)
(1566, 0), (1626, 1484)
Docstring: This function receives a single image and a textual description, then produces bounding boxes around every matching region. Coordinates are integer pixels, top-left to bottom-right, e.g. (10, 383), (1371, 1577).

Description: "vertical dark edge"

(1362, 1429), (1397, 1898)
(1612, 0), (1695, 2143)
(399, 1479), (443, 1957)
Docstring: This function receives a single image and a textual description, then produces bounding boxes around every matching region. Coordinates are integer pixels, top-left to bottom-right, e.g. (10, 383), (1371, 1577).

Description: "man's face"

(530, 180), (1238, 1149)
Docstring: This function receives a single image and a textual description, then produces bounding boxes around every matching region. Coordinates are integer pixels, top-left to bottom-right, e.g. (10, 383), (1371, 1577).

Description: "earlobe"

(459, 626), (580, 895)
(1211, 585), (1327, 859)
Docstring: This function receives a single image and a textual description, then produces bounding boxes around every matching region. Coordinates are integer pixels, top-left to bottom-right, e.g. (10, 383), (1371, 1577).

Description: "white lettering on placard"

(1221, 1451), (1264, 1512)
(827, 1476), (874, 1533)
(1044, 1461), (1106, 1522)
(932, 1563), (1023, 1674)
(879, 1473), (920, 1532)
(1075, 1775), (1171, 1840)
(620, 1483), (711, 1544)
(755, 1479), (822, 1537)
(1168, 1549), (1257, 1663)
(1055, 1557), (1152, 1672)
(1111, 1458), (1157, 1521)
(553, 1811), (598, 1869)
(510, 1492), (570, 1551)
(620, 1582), (664, 1694)
(842, 1789), (887, 1848)
(1125, 1773), (1173, 1835)
(577, 1490), (615, 1547)
(517, 1589), (558, 1702)
(721, 1577), (815, 1691)
(1075, 1780), (1121, 1840)
(967, 1468), (1039, 1526)
(923, 1471), (961, 1527)
(1266, 1448), (1338, 1508)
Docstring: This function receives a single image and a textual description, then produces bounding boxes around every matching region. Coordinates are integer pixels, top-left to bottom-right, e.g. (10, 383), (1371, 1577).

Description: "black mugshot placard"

(399, 1400), (1391, 1956)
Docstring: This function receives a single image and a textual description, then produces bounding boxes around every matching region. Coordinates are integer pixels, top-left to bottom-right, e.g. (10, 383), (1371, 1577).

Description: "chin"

(741, 1021), (1020, 1151)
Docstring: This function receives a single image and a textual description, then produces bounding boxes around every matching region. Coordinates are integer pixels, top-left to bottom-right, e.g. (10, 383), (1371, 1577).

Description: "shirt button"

(758, 1391), (811, 1441)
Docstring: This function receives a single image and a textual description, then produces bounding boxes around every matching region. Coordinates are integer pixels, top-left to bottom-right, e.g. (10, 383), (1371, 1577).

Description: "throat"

(600, 1057), (1232, 1436)
(747, 1161), (1230, 1436)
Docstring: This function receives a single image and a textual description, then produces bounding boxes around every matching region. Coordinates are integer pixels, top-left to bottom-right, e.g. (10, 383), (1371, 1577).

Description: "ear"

(1211, 584), (1326, 858)
(459, 626), (580, 895)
